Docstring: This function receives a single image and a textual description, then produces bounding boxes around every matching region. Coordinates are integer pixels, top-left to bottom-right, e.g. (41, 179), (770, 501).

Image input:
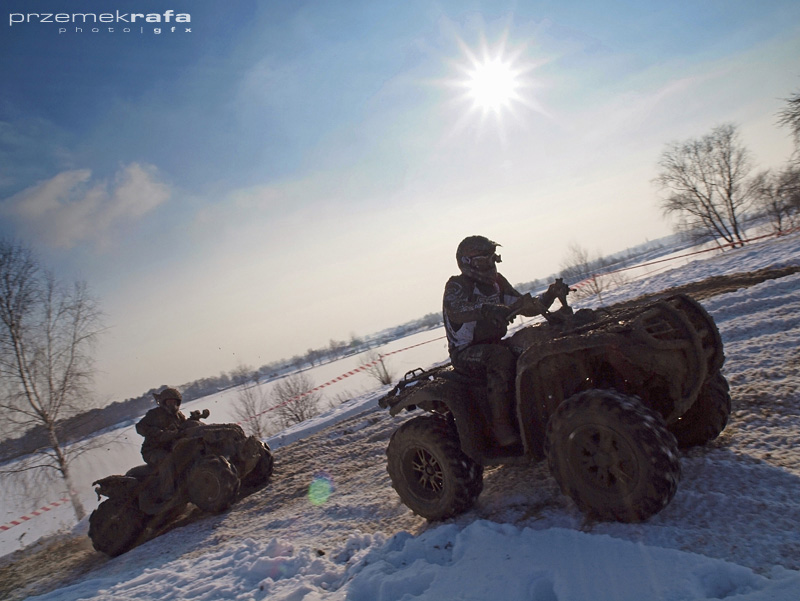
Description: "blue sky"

(2, 0), (799, 403)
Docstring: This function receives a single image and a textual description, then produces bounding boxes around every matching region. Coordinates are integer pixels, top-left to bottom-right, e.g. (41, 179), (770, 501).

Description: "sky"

(1, 0), (799, 404)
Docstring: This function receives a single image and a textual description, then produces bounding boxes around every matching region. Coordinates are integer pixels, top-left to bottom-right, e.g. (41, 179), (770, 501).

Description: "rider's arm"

(508, 280), (572, 317)
(443, 278), (487, 324)
(135, 411), (180, 445)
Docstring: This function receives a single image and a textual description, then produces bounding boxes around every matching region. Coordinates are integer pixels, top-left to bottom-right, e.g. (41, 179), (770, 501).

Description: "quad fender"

(125, 464), (153, 479)
(379, 366), (493, 463)
(92, 475), (139, 501)
(236, 436), (270, 480)
(664, 294), (725, 372)
(514, 297), (708, 457)
(174, 423), (268, 485)
(171, 423), (246, 473)
(379, 366), (459, 416)
(181, 423), (247, 451)
(380, 366), (452, 416)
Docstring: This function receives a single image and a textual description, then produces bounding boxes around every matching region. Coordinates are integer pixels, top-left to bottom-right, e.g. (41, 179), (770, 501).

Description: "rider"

(136, 386), (187, 497)
(443, 236), (567, 446)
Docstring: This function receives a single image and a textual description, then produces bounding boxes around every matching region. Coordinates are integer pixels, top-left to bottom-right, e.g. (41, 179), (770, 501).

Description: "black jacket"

(136, 406), (186, 462)
(443, 272), (521, 355)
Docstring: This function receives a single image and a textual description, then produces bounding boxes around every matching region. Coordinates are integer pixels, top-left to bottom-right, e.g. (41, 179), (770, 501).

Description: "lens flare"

(308, 473), (334, 506)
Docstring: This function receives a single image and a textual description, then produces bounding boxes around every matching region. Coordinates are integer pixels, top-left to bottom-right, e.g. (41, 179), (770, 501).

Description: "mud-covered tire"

(667, 294), (725, 373)
(241, 442), (274, 492)
(386, 415), (483, 521)
(88, 499), (148, 557)
(545, 389), (681, 523)
(669, 371), (731, 448)
(187, 456), (240, 513)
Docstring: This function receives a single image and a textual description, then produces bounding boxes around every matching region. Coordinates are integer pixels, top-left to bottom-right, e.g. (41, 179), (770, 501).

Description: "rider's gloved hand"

(540, 279), (572, 310)
(189, 409), (210, 421)
(481, 304), (511, 328)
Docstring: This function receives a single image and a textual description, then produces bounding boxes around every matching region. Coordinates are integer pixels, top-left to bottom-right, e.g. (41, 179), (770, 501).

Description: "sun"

(444, 29), (546, 131)
(465, 57), (521, 113)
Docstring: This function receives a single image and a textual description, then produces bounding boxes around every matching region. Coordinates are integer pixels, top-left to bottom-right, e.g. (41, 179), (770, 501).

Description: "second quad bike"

(379, 282), (730, 523)
(88, 410), (274, 556)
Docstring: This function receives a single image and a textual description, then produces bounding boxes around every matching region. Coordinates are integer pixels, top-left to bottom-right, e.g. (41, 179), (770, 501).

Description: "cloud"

(1, 163), (170, 249)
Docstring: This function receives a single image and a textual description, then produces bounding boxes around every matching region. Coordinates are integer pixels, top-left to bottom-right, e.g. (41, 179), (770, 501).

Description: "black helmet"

(456, 235), (502, 284)
(154, 387), (182, 407)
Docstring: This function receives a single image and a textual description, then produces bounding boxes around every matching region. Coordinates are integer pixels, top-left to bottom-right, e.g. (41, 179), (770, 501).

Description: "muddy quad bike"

(88, 409), (274, 557)
(379, 282), (730, 523)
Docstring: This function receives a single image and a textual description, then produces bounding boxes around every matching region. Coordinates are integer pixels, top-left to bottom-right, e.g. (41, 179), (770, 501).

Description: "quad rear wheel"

(386, 415), (483, 521)
(187, 456), (239, 513)
(545, 389), (681, 522)
(669, 371), (731, 448)
(241, 442), (275, 493)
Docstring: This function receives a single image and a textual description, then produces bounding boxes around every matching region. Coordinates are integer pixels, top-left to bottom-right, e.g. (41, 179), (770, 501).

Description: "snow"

(5, 232), (800, 600)
(27, 522), (800, 601)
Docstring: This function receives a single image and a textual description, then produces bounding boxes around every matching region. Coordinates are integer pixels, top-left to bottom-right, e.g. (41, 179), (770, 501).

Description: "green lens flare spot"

(308, 474), (333, 506)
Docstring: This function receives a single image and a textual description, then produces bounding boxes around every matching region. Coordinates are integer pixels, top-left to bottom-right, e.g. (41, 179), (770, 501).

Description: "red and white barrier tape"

(243, 335), (446, 421)
(570, 229), (797, 291)
(0, 497), (71, 532)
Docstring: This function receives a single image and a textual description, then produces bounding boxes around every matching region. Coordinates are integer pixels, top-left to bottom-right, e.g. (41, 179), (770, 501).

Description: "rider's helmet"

(456, 235), (502, 284)
(154, 387), (182, 412)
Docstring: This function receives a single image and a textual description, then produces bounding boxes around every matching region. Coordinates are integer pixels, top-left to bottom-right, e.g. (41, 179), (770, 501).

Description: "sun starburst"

(443, 28), (547, 136)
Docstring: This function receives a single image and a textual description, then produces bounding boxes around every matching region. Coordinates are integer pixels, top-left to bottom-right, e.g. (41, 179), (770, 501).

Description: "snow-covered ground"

(5, 232), (800, 600)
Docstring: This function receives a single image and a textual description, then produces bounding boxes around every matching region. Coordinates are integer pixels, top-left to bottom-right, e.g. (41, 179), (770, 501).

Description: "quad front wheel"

(386, 415), (483, 521)
(545, 389), (681, 523)
(88, 498), (148, 557)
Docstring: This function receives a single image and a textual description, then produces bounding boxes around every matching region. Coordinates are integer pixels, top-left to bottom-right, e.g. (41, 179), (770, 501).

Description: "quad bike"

(88, 410), (274, 557)
(379, 281), (730, 523)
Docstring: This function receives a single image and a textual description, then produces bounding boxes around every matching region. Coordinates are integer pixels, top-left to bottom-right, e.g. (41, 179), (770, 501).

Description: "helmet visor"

(468, 253), (501, 271)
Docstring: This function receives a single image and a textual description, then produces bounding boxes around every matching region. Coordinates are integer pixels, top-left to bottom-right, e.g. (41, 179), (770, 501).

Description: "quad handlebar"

(507, 278), (573, 325)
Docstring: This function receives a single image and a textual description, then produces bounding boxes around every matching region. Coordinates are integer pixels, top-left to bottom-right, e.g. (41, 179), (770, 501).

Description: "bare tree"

(270, 372), (322, 429)
(328, 339), (347, 360)
(327, 390), (354, 409)
(559, 243), (626, 303)
(363, 350), (394, 386)
(753, 167), (800, 234)
(778, 90), (800, 162)
(655, 123), (756, 247)
(232, 378), (275, 439)
(0, 240), (103, 521)
(559, 243), (594, 285)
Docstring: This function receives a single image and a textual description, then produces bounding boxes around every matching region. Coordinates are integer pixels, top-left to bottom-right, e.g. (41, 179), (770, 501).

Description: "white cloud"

(1, 163), (170, 249)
